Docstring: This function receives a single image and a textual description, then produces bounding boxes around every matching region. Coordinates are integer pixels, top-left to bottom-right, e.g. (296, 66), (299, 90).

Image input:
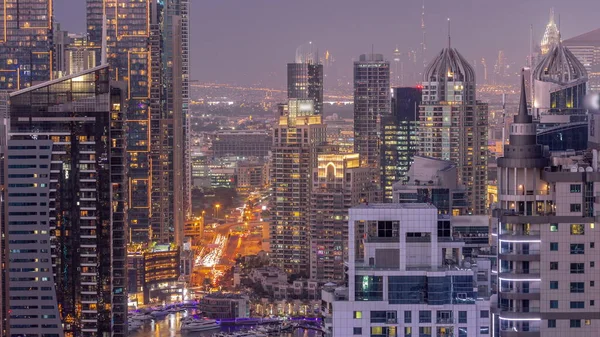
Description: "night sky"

(55, 0), (600, 87)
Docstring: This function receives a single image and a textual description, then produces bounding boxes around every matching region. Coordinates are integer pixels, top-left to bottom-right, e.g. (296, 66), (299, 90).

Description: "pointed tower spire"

(515, 69), (532, 124)
(447, 18), (451, 49)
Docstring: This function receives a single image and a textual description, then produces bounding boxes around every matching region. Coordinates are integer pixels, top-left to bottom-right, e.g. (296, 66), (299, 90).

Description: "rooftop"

(351, 203), (437, 210)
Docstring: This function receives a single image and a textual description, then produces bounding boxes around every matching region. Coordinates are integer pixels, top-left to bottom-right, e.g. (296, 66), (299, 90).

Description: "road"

(192, 220), (266, 288)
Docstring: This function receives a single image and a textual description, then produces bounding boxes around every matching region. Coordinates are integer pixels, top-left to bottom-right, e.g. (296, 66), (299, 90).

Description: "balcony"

(436, 317), (454, 324)
(498, 249), (540, 261)
(365, 235), (400, 243)
(498, 269), (540, 280)
(499, 306), (541, 320)
(498, 230), (540, 242)
(500, 189), (550, 196)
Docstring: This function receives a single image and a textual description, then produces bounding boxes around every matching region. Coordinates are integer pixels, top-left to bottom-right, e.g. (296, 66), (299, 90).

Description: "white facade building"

(4, 140), (63, 337)
(323, 204), (491, 337)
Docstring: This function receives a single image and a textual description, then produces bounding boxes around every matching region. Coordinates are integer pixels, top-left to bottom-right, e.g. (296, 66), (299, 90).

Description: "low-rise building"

(199, 293), (250, 319)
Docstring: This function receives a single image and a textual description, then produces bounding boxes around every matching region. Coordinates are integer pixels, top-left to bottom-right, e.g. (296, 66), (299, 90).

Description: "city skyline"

(55, 0), (600, 87)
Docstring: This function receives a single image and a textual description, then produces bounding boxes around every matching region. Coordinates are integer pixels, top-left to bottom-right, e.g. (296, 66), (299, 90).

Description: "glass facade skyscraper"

(87, 0), (190, 244)
(287, 63), (323, 115)
(354, 53), (390, 181)
(0, 0), (53, 90)
(8, 65), (127, 337)
(381, 87), (421, 201)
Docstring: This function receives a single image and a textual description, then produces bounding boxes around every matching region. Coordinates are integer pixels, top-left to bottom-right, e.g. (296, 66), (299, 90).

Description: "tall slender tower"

(287, 42), (324, 115)
(87, 0), (190, 244)
(494, 71), (600, 337)
(270, 100), (326, 276)
(8, 65), (127, 337)
(418, 45), (488, 214)
(541, 8), (560, 55)
(0, 0), (53, 90)
(353, 53), (390, 184)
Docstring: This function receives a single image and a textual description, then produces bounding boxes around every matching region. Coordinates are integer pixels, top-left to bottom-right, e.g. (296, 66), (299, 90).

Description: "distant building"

(287, 58), (323, 115)
(381, 87), (421, 201)
(392, 156), (468, 215)
(419, 46), (488, 214)
(211, 130), (271, 158)
(563, 27), (600, 92)
(237, 160), (268, 194)
(540, 8), (560, 55)
(354, 53), (391, 178)
(322, 203), (491, 337)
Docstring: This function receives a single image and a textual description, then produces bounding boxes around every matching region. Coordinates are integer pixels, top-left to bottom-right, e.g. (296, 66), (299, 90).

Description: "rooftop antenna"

(447, 18), (451, 49)
(558, 14), (561, 41)
(101, 5), (107, 65)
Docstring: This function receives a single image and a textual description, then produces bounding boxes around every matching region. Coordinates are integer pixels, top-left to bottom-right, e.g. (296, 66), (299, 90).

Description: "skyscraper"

(533, 42), (587, 122)
(3, 140), (64, 337)
(493, 72), (600, 337)
(381, 87), (421, 201)
(418, 46), (488, 214)
(562, 28), (600, 92)
(288, 43), (323, 115)
(309, 153), (375, 280)
(8, 65), (127, 337)
(353, 53), (391, 180)
(87, 0), (190, 244)
(540, 8), (560, 55)
(0, 0), (53, 90)
(270, 99), (326, 276)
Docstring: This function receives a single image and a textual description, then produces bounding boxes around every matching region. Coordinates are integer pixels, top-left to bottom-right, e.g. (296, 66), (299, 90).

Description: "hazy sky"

(55, 0), (600, 87)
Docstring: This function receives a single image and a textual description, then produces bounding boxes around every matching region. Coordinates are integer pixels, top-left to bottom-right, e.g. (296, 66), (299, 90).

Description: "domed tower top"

(423, 46), (476, 104)
(424, 47), (475, 83)
(541, 8), (560, 55)
(533, 43), (588, 85)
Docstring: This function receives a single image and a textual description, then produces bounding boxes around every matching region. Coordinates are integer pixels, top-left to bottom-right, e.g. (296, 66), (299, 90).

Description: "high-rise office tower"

(309, 153), (376, 280)
(563, 28), (600, 92)
(270, 99), (326, 276)
(8, 65), (127, 337)
(3, 140), (64, 337)
(541, 8), (560, 55)
(381, 87), (421, 201)
(87, 0), (190, 244)
(353, 53), (391, 181)
(0, 0), (53, 90)
(288, 43), (323, 115)
(493, 72), (600, 337)
(418, 46), (488, 214)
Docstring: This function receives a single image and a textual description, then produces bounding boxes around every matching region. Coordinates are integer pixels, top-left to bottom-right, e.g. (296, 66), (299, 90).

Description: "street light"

(214, 204), (221, 219)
